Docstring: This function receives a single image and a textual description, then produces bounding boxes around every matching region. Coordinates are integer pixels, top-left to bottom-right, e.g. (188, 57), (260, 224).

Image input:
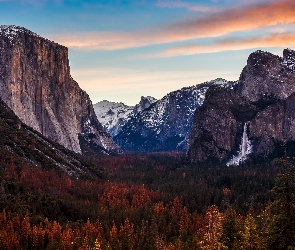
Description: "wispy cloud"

(8, 0), (63, 6)
(151, 33), (295, 57)
(155, 0), (218, 13)
(52, 0), (295, 51)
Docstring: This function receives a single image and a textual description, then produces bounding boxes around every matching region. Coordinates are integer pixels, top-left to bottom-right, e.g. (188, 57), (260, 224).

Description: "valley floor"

(0, 153), (294, 249)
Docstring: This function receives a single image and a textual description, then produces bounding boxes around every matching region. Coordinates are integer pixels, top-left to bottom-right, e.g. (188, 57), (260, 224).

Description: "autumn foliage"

(0, 155), (294, 249)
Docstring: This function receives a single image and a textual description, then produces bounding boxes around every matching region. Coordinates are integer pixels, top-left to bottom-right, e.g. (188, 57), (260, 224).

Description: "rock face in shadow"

(188, 49), (295, 164)
(187, 86), (256, 163)
(0, 25), (120, 155)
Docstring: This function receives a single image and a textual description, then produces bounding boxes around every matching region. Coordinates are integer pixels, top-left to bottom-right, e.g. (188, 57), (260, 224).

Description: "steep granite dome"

(0, 25), (120, 155)
(133, 96), (157, 116)
(188, 49), (295, 164)
(93, 96), (157, 137)
(114, 79), (236, 152)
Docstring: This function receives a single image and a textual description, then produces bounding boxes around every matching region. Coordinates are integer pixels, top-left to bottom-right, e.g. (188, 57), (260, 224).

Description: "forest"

(0, 153), (294, 249)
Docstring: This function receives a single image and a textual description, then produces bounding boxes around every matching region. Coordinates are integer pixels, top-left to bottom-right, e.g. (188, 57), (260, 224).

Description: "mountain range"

(1, 25), (295, 167)
(94, 79), (236, 152)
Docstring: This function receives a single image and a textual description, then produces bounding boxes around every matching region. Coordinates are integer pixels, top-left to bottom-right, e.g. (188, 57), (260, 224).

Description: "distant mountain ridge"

(93, 96), (157, 137)
(113, 79), (237, 152)
(0, 25), (120, 156)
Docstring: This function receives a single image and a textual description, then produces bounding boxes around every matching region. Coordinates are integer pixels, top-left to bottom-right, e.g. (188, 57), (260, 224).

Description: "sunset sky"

(1, 0), (295, 105)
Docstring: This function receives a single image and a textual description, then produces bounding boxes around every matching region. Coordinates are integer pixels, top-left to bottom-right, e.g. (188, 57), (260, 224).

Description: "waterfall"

(227, 122), (252, 166)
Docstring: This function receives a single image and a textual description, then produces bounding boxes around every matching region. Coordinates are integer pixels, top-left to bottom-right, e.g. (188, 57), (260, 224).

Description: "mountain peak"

(236, 48), (295, 102)
(0, 25), (38, 40)
(0, 25), (63, 48)
(133, 96), (157, 116)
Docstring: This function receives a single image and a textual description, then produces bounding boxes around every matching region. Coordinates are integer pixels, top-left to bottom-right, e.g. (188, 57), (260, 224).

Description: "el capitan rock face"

(0, 97), (104, 178)
(188, 49), (295, 164)
(0, 25), (120, 155)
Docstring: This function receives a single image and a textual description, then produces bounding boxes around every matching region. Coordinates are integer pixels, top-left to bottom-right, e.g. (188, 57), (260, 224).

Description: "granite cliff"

(188, 49), (295, 164)
(235, 49), (295, 101)
(0, 25), (120, 155)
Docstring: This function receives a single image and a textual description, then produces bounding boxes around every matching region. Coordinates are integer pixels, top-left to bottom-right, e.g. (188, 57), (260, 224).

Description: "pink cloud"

(52, 0), (295, 51)
(153, 33), (295, 57)
(155, 0), (217, 13)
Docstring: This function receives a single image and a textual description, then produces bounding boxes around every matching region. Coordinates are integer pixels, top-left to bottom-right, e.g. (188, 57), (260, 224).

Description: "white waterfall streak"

(227, 122), (252, 166)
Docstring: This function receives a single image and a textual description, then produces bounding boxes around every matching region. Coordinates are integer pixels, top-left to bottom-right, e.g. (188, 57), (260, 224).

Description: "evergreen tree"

(241, 213), (262, 250)
(220, 209), (241, 250)
(267, 160), (295, 249)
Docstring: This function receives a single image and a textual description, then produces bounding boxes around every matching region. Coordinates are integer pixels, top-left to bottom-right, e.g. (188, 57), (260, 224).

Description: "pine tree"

(220, 209), (241, 250)
(241, 213), (261, 250)
(267, 160), (295, 249)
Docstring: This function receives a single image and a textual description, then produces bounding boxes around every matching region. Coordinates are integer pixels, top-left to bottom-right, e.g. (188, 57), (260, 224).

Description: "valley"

(0, 25), (295, 249)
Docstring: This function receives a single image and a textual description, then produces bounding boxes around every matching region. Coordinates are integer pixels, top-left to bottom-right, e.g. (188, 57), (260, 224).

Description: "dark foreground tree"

(267, 160), (295, 249)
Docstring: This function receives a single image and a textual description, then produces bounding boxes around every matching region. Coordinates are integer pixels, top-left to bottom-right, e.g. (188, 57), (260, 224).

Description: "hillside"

(0, 97), (103, 179)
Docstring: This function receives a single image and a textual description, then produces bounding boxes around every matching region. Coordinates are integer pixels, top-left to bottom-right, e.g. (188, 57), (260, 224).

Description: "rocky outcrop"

(187, 86), (256, 163)
(249, 93), (295, 156)
(235, 49), (295, 102)
(0, 25), (120, 155)
(133, 96), (157, 116)
(114, 79), (236, 152)
(188, 49), (295, 164)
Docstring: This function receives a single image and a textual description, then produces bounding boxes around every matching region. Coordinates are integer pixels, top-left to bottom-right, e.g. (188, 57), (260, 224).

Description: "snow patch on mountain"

(93, 101), (133, 136)
(282, 48), (295, 71)
(0, 25), (48, 44)
(93, 96), (157, 137)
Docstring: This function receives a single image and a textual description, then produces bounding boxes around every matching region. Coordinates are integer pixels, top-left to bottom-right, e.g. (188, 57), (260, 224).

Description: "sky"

(1, 0), (295, 105)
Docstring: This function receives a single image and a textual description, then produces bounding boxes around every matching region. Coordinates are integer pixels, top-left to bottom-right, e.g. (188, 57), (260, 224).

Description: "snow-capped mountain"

(94, 96), (157, 137)
(133, 96), (157, 116)
(93, 101), (134, 137)
(114, 79), (237, 152)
